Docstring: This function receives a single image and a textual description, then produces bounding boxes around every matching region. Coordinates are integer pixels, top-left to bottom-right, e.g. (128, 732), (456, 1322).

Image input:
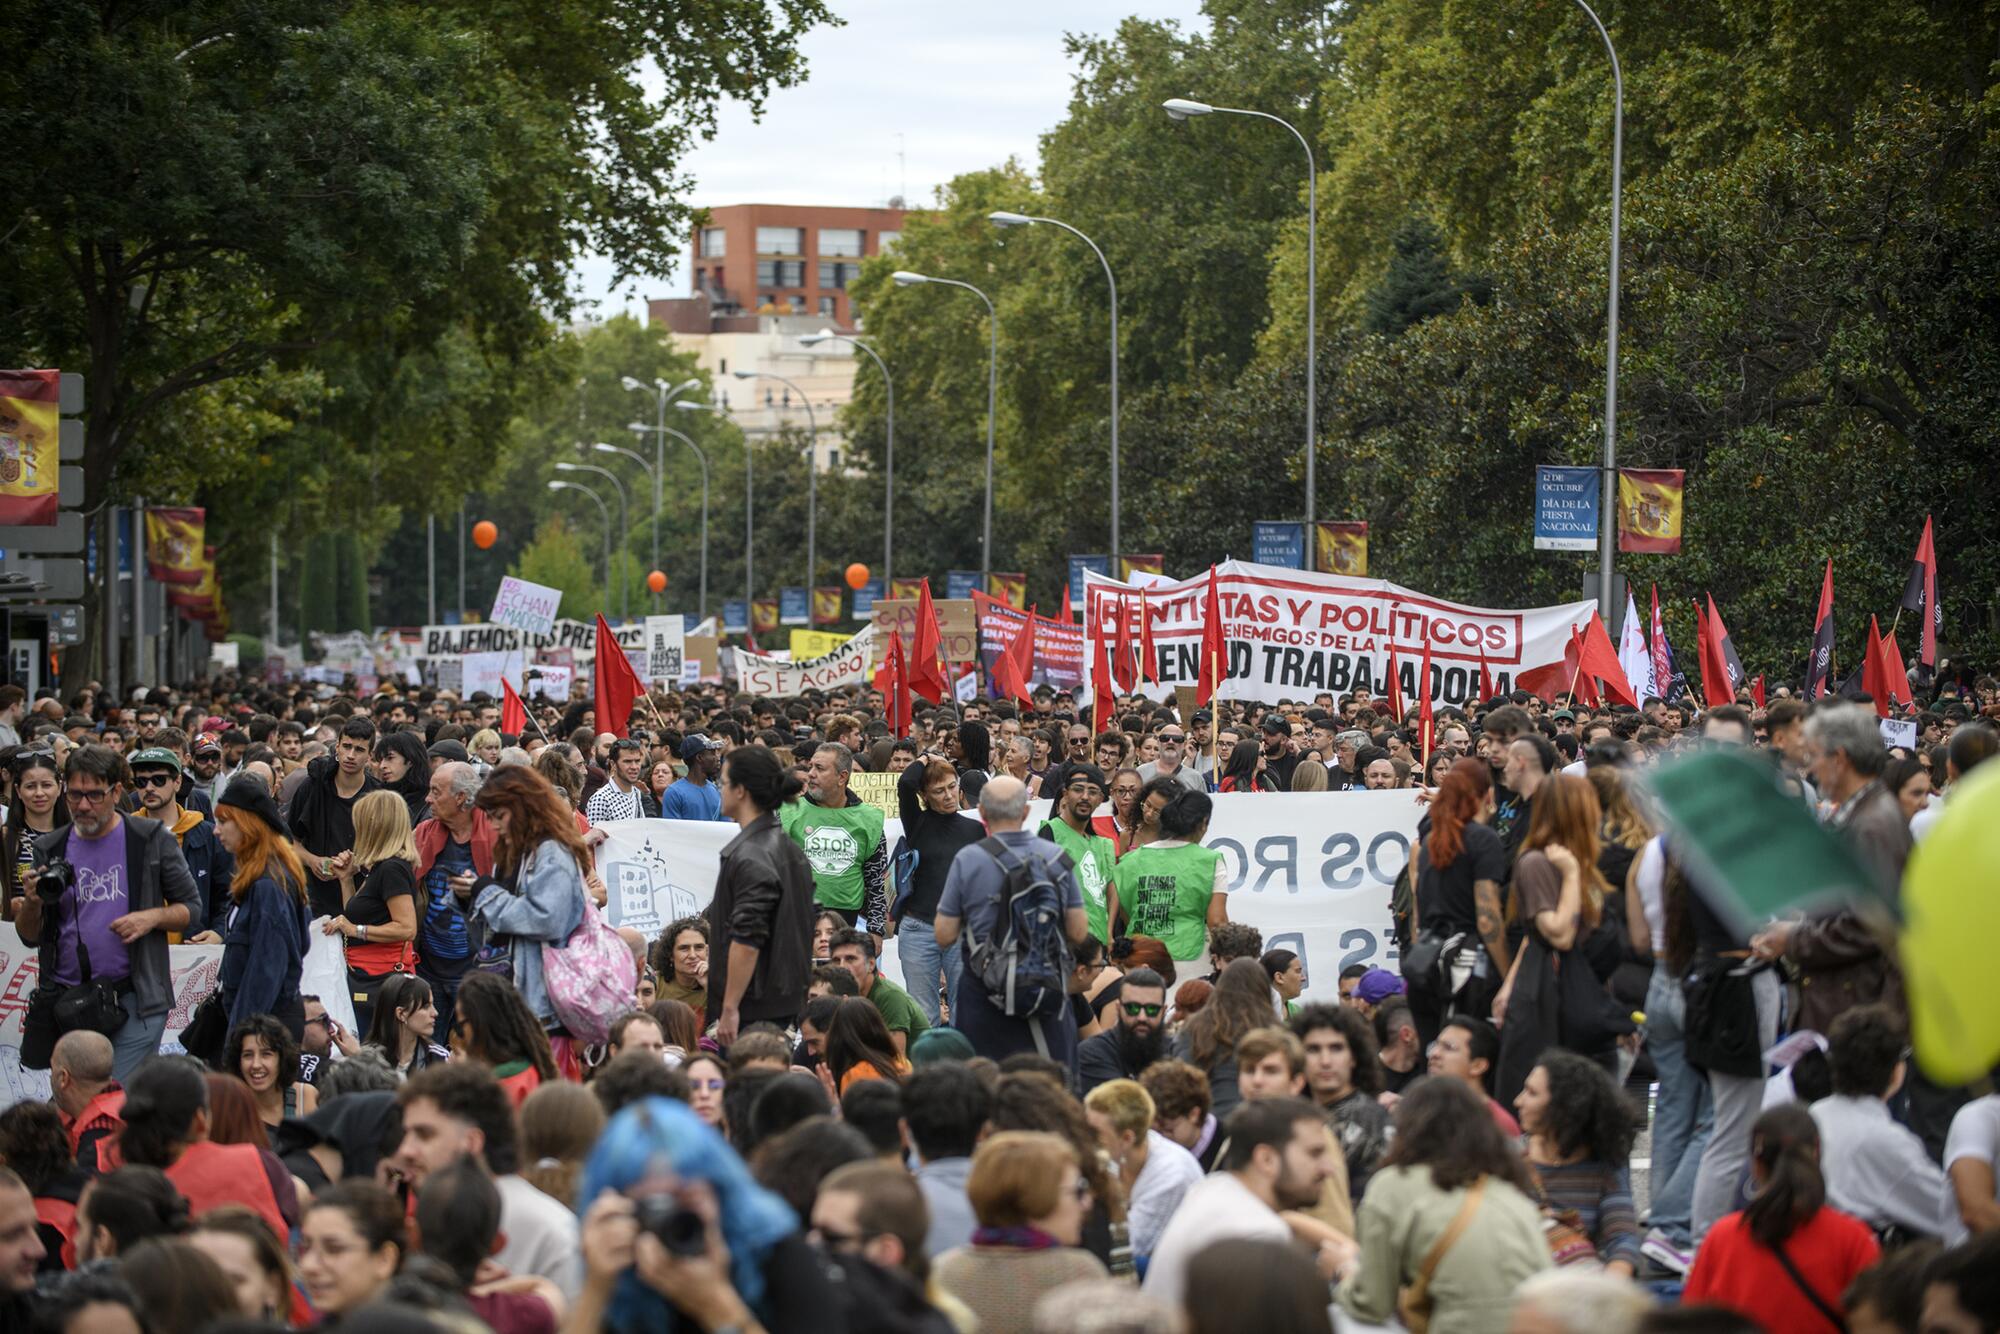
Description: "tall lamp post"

(732, 369), (819, 596)
(589, 441), (659, 608)
(678, 398), (745, 628)
(554, 462), (629, 621)
(1164, 97), (1318, 538)
(1567, 0), (1624, 620)
(547, 479), (612, 596)
(623, 422), (712, 620)
(620, 376), (701, 598)
(800, 329), (893, 589)
(892, 270), (998, 593)
(987, 211), (1120, 557)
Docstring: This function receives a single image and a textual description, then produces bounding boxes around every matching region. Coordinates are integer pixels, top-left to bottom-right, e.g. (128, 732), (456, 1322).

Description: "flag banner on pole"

(1252, 522), (1307, 569)
(751, 599), (780, 634)
(734, 626), (876, 696)
(988, 572), (1027, 610)
(0, 370), (60, 526)
(1081, 559), (1595, 707)
(1119, 553), (1164, 580)
(1617, 468), (1685, 553)
(1534, 466), (1600, 551)
(1805, 560), (1836, 699)
(1901, 516), (1939, 683)
(488, 576), (563, 637)
(722, 599), (750, 634)
(1067, 555), (1113, 605)
(1314, 522), (1368, 576)
(973, 590), (1084, 691)
(778, 587), (810, 625)
(144, 508), (206, 585)
(889, 578), (927, 602)
(169, 545), (219, 612)
(945, 570), (983, 601)
(811, 586), (844, 626)
(1707, 594), (1745, 702)
(1617, 590), (1655, 700)
(850, 579), (883, 619)
(593, 614), (644, 737)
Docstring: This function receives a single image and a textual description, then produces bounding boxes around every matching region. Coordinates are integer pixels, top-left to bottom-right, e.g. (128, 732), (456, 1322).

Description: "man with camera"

(16, 744), (204, 1082)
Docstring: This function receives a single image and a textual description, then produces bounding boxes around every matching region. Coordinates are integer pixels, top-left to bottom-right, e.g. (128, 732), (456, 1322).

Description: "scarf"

(972, 1224), (1061, 1250)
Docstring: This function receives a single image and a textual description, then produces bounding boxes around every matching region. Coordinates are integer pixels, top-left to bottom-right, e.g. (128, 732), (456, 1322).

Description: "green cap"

(127, 747), (183, 776)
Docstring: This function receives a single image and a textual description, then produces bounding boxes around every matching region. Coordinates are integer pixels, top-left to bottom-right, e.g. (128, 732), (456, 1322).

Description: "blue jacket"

(179, 816), (237, 931)
(219, 872), (310, 1029)
(470, 840), (585, 1025)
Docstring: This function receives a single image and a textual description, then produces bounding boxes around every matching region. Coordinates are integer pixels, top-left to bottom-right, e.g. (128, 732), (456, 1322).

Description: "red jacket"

(167, 1141), (294, 1244)
(414, 810), (496, 880)
(63, 1087), (125, 1175)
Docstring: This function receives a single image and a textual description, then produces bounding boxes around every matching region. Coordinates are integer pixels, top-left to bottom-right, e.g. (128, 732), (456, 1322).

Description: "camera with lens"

(34, 858), (76, 901)
(633, 1193), (708, 1258)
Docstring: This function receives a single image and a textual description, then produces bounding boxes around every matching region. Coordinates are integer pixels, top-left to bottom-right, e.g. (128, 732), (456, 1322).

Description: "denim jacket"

(470, 839), (585, 1025)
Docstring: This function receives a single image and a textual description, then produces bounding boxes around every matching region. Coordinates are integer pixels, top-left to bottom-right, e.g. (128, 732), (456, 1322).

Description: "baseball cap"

(1056, 762), (1108, 793)
(1259, 716), (1290, 735)
(1355, 968), (1405, 1005)
(427, 739), (470, 763)
(678, 734), (723, 761)
(1552, 708), (1576, 722)
(1191, 709), (1214, 724)
(127, 747), (183, 776)
(192, 732), (223, 756)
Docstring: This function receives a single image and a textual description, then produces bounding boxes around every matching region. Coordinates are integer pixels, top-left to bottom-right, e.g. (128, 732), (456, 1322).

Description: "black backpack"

(964, 837), (1075, 1043)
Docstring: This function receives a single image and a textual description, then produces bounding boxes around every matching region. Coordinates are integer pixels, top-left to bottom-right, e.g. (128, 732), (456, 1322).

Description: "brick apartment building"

(654, 202), (909, 334)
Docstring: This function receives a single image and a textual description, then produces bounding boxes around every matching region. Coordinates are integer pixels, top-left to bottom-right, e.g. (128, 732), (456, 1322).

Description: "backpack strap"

(1408, 1176), (1486, 1310)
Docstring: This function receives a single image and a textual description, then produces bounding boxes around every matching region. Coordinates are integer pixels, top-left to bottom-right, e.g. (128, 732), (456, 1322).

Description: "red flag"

(1090, 590), (1120, 721)
(1878, 629), (1910, 715)
(1138, 589), (1159, 685)
(1478, 650), (1495, 704)
(1384, 642), (1406, 720)
(1707, 595), (1746, 703)
(1060, 579), (1073, 624)
(1694, 598), (1733, 710)
(1577, 611), (1639, 708)
(882, 630), (913, 736)
(1752, 675), (1766, 710)
(1112, 593), (1137, 693)
(1648, 585), (1672, 703)
(1417, 631), (1435, 754)
(908, 580), (950, 704)
(501, 678), (528, 735)
(1805, 561), (1836, 700)
(992, 607), (1036, 706)
(1566, 624), (1600, 708)
(1862, 616), (1910, 718)
(593, 614), (643, 738)
(1197, 567), (1226, 705)
(1901, 515), (1938, 683)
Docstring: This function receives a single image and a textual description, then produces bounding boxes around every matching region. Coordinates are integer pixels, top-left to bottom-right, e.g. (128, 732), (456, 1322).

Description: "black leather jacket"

(706, 810), (816, 1026)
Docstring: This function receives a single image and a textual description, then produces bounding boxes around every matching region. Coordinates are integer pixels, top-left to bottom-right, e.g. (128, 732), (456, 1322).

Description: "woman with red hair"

(1403, 758), (1506, 1048)
(210, 777), (311, 1038)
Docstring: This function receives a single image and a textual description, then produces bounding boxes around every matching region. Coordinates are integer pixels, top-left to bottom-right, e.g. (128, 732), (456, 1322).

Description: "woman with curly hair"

(228, 1012), (317, 1127)
(1171, 957), (1276, 1123)
(1514, 1048), (1642, 1274)
(650, 914), (710, 1012)
(0, 1100), (87, 1270)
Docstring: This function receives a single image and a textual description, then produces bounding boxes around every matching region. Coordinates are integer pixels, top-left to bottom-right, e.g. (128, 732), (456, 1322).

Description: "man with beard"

(584, 737), (656, 822)
(1076, 967), (1168, 1093)
(187, 731), (229, 809)
(781, 741), (889, 946)
(1141, 1097), (1351, 1306)
(1037, 762), (1118, 944)
(1258, 715), (1301, 789)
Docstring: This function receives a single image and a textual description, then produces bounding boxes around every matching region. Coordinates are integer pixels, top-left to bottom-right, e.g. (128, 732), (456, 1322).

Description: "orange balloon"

(844, 562), (871, 591)
(471, 520), (498, 550)
(646, 570), (668, 594)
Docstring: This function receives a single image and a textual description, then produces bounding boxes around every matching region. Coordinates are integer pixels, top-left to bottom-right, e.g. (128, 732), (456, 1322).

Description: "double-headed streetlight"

(620, 376), (701, 591)
(554, 461), (629, 620)
(988, 211), (1121, 557)
(1164, 97), (1318, 537)
(892, 270), (998, 593)
(732, 369), (818, 597)
(620, 424), (710, 620)
(800, 329), (893, 590)
(678, 398), (748, 624)
(547, 479), (611, 595)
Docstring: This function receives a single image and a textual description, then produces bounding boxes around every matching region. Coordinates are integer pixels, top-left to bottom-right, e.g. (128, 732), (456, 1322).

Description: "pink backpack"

(541, 890), (636, 1045)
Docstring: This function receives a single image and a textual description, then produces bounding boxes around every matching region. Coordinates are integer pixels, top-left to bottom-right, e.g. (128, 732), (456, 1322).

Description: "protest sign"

(955, 669), (978, 703)
(422, 618), (629, 659)
(870, 598), (979, 664)
(1082, 560), (1594, 706)
(848, 771), (901, 819)
(972, 590), (1085, 691)
(489, 576), (562, 636)
(685, 634), (719, 682)
(589, 790), (1416, 1003)
(524, 664), (572, 702)
(789, 629), (851, 660)
(644, 614), (685, 683)
(735, 626), (875, 695)
(461, 650), (516, 698)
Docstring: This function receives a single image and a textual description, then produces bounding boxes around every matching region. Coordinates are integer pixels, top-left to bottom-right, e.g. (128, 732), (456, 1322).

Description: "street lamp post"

(591, 440), (659, 608)
(555, 462), (629, 621)
(800, 329), (893, 589)
(1567, 0), (1624, 621)
(547, 479), (612, 596)
(892, 270), (998, 594)
(677, 399), (741, 629)
(621, 376), (700, 595)
(1165, 97), (1317, 537)
(988, 212), (1119, 557)
(732, 369), (819, 597)
(625, 423), (712, 620)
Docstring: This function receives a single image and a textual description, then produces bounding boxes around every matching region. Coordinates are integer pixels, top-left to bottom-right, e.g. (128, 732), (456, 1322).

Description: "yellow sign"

(789, 629), (852, 660)
(849, 770), (902, 820)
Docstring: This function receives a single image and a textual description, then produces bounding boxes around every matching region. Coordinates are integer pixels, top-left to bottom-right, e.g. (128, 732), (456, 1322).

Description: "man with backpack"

(934, 776), (1090, 1071)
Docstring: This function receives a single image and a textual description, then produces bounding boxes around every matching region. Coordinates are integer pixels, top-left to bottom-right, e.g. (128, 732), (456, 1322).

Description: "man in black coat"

(1076, 967), (1170, 1094)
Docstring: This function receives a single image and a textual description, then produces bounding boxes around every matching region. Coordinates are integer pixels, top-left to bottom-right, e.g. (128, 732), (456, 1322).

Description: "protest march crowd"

(0, 631), (1995, 1334)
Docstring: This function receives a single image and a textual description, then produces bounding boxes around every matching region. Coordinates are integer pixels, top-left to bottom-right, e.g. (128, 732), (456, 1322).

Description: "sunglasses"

(1158, 734), (1186, 744)
(1121, 1001), (1163, 1018)
(131, 772), (178, 789)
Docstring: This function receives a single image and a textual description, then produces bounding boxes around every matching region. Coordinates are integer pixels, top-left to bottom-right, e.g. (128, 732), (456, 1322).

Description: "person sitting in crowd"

(1515, 1048), (1643, 1274)
(361, 972), (451, 1079)
(931, 1131), (1110, 1334)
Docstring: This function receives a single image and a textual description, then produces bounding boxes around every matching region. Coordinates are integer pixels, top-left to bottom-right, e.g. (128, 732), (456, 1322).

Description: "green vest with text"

(780, 797), (884, 913)
(1111, 841), (1222, 961)
(1041, 818), (1117, 945)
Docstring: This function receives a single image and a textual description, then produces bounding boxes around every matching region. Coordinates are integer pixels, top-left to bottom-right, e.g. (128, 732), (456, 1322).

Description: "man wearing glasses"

(1037, 762), (1119, 945)
(1076, 966), (1170, 1094)
(1135, 725), (1206, 795)
(126, 748), (234, 931)
(1064, 723), (1093, 765)
(16, 745), (203, 1082)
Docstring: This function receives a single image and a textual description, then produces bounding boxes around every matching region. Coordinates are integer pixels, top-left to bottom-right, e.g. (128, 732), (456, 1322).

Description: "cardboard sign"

(489, 576), (563, 636)
(870, 598), (979, 664)
(848, 771), (902, 819)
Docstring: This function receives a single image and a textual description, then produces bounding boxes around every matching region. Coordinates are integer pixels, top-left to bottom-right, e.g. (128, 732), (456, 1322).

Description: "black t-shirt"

(346, 858), (416, 928)
(1413, 820), (1507, 937)
(1264, 750), (1301, 789)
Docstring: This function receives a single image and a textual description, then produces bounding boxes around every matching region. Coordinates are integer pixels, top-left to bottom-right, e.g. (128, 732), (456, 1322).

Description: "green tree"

(513, 514), (601, 617)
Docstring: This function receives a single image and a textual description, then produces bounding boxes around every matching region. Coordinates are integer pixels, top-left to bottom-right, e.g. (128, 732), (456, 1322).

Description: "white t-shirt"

(1140, 1170), (1289, 1308)
(496, 1172), (583, 1300)
(1634, 835), (1667, 955)
(1126, 1131), (1205, 1259)
(1942, 1094), (2000, 1245)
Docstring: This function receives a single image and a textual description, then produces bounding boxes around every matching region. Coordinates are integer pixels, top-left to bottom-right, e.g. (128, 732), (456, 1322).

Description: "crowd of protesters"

(0, 664), (1995, 1334)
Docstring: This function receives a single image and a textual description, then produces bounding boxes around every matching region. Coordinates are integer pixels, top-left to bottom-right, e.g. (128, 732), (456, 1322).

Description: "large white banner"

(593, 789), (1417, 1005)
(735, 626), (876, 697)
(1082, 559), (1595, 707)
(420, 618), (645, 660)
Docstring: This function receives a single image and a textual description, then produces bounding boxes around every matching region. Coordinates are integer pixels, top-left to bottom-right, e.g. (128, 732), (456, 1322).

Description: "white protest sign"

(489, 576), (563, 636)
(210, 641), (240, 670)
(591, 790), (1416, 1004)
(955, 669), (978, 703)
(644, 615), (685, 684)
(525, 664), (573, 702)
(1082, 559), (1595, 706)
(734, 626), (875, 696)
(1880, 717), (1917, 750)
(461, 650), (516, 698)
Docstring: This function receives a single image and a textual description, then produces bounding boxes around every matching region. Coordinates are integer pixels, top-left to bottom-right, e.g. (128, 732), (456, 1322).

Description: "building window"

(694, 267), (706, 291)
(700, 227), (726, 257)
(818, 296), (836, 317)
(818, 228), (863, 257)
(877, 230), (901, 251)
(826, 448), (840, 468)
(719, 358), (728, 375)
(756, 260), (805, 288)
(755, 226), (805, 254)
(817, 261), (860, 290)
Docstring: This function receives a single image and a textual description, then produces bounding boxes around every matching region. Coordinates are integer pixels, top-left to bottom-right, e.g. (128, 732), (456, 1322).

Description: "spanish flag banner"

(0, 370), (61, 527)
(144, 508), (206, 585)
(1617, 468), (1684, 554)
(751, 599), (780, 634)
(890, 578), (927, 602)
(172, 545), (220, 615)
(811, 586), (844, 625)
(1119, 554), (1163, 580)
(1314, 521), (1368, 576)
(989, 573), (1027, 610)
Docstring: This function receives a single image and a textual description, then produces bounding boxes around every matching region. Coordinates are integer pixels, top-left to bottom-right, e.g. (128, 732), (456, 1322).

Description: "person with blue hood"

(570, 1097), (837, 1333)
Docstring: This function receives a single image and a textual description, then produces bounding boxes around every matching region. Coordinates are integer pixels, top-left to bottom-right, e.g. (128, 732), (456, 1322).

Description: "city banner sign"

(1252, 521), (1306, 570)
(1535, 465), (1600, 551)
(1081, 559), (1594, 706)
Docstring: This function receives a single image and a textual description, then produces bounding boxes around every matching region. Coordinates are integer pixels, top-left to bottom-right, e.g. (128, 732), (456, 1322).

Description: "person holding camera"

(16, 745), (203, 1082)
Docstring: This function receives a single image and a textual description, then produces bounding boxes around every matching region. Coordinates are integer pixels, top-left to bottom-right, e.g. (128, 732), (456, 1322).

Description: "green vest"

(1041, 818), (1118, 945)
(780, 796), (885, 912)
(1111, 841), (1222, 961)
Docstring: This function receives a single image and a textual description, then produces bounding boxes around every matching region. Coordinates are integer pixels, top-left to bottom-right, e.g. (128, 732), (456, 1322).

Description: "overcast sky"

(571, 0), (1209, 318)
